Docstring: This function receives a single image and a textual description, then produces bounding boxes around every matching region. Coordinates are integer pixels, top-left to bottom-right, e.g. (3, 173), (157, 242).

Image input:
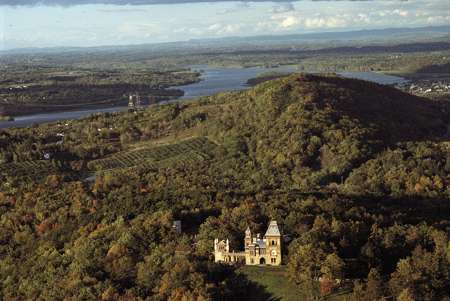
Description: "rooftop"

(264, 220), (281, 237)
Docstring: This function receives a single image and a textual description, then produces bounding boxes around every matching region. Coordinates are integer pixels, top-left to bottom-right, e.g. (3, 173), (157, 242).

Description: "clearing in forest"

(87, 136), (217, 172)
(0, 160), (56, 179)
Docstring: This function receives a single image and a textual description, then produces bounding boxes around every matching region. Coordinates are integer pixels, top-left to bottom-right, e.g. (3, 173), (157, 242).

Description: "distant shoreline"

(0, 116), (14, 122)
(0, 94), (182, 119)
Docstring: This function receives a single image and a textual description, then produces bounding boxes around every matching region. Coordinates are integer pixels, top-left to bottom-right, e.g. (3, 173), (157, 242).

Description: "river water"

(0, 66), (407, 129)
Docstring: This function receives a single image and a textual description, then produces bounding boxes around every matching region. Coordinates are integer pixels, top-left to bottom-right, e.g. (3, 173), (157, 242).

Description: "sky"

(1, 0), (450, 50)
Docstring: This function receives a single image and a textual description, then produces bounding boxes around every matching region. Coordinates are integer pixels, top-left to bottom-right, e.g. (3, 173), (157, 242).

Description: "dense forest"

(0, 74), (449, 300)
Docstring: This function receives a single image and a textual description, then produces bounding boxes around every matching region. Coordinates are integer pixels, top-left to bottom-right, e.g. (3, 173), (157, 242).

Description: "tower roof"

(264, 220), (281, 237)
(245, 226), (251, 236)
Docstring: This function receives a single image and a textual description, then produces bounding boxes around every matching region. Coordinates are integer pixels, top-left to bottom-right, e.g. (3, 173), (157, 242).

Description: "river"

(0, 66), (407, 129)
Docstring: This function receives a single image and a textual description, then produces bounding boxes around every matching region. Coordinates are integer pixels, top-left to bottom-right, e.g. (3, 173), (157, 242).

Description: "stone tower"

(245, 226), (252, 248)
(265, 220), (282, 265)
(214, 238), (230, 263)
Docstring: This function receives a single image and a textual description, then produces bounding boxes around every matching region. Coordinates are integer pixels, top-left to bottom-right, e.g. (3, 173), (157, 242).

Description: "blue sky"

(1, 0), (450, 50)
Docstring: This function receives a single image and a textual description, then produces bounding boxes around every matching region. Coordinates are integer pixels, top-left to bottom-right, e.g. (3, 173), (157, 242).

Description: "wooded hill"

(0, 74), (449, 300)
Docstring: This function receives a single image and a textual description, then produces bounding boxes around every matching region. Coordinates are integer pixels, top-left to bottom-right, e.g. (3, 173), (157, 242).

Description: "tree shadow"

(206, 263), (281, 301)
(414, 62), (450, 75)
(241, 276), (282, 301)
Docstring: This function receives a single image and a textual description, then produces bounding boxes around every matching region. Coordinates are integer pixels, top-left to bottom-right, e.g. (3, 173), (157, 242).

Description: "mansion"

(214, 220), (282, 266)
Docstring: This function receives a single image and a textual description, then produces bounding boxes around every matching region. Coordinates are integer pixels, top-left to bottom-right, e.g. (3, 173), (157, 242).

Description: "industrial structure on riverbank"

(128, 93), (142, 111)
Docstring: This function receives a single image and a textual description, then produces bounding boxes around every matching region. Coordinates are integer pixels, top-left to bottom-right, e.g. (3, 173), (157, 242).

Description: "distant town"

(398, 79), (450, 100)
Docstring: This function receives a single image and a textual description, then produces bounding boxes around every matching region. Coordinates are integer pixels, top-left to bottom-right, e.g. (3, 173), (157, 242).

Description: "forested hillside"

(0, 74), (449, 300)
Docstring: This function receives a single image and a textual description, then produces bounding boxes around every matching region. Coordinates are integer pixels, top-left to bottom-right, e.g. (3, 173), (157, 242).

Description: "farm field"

(0, 160), (56, 179)
(87, 136), (217, 172)
(0, 136), (217, 180)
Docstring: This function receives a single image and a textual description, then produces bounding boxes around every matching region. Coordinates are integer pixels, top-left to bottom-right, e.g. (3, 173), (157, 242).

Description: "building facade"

(214, 220), (282, 266)
(128, 93), (142, 110)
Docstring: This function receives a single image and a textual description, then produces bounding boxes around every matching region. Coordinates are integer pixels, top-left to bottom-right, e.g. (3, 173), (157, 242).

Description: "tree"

(396, 288), (416, 301)
(104, 243), (136, 283)
(157, 258), (210, 301)
(320, 253), (345, 281)
(350, 280), (366, 301)
(136, 247), (168, 294)
(287, 242), (325, 299)
(389, 244), (450, 301)
(366, 268), (384, 300)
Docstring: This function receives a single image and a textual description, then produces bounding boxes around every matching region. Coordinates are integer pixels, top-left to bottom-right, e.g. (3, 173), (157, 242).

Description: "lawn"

(237, 265), (352, 301)
(237, 265), (307, 301)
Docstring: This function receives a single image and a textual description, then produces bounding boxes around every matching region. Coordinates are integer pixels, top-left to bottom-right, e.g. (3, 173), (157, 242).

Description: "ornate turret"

(265, 220), (281, 237)
(214, 238), (231, 262)
(264, 220), (282, 265)
(214, 238), (219, 252)
(245, 226), (251, 236)
(245, 226), (252, 247)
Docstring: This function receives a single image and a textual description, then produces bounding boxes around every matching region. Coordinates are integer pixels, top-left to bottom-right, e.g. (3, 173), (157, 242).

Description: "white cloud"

(304, 16), (347, 29)
(176, 22), (243, 37)
(357, 13), (370, 23)
(393, 9), (409, 17)
(207, 23), (242, 35)
(280, 15), (299, 28)
(426, 15), (450, 24)
(3, 0), (450, 49)
(271, 13), (348, 30)
(117, 22), (159, 38)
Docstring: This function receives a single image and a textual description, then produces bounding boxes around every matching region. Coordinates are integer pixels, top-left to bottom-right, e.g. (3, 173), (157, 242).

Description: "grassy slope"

(238, 265), (352, 301)
(238, 266), (305, 301)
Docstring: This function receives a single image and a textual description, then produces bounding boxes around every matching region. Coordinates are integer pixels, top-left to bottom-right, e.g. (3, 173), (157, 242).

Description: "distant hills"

(189, 25), (450, 44)
(2, 25), (449, 55)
